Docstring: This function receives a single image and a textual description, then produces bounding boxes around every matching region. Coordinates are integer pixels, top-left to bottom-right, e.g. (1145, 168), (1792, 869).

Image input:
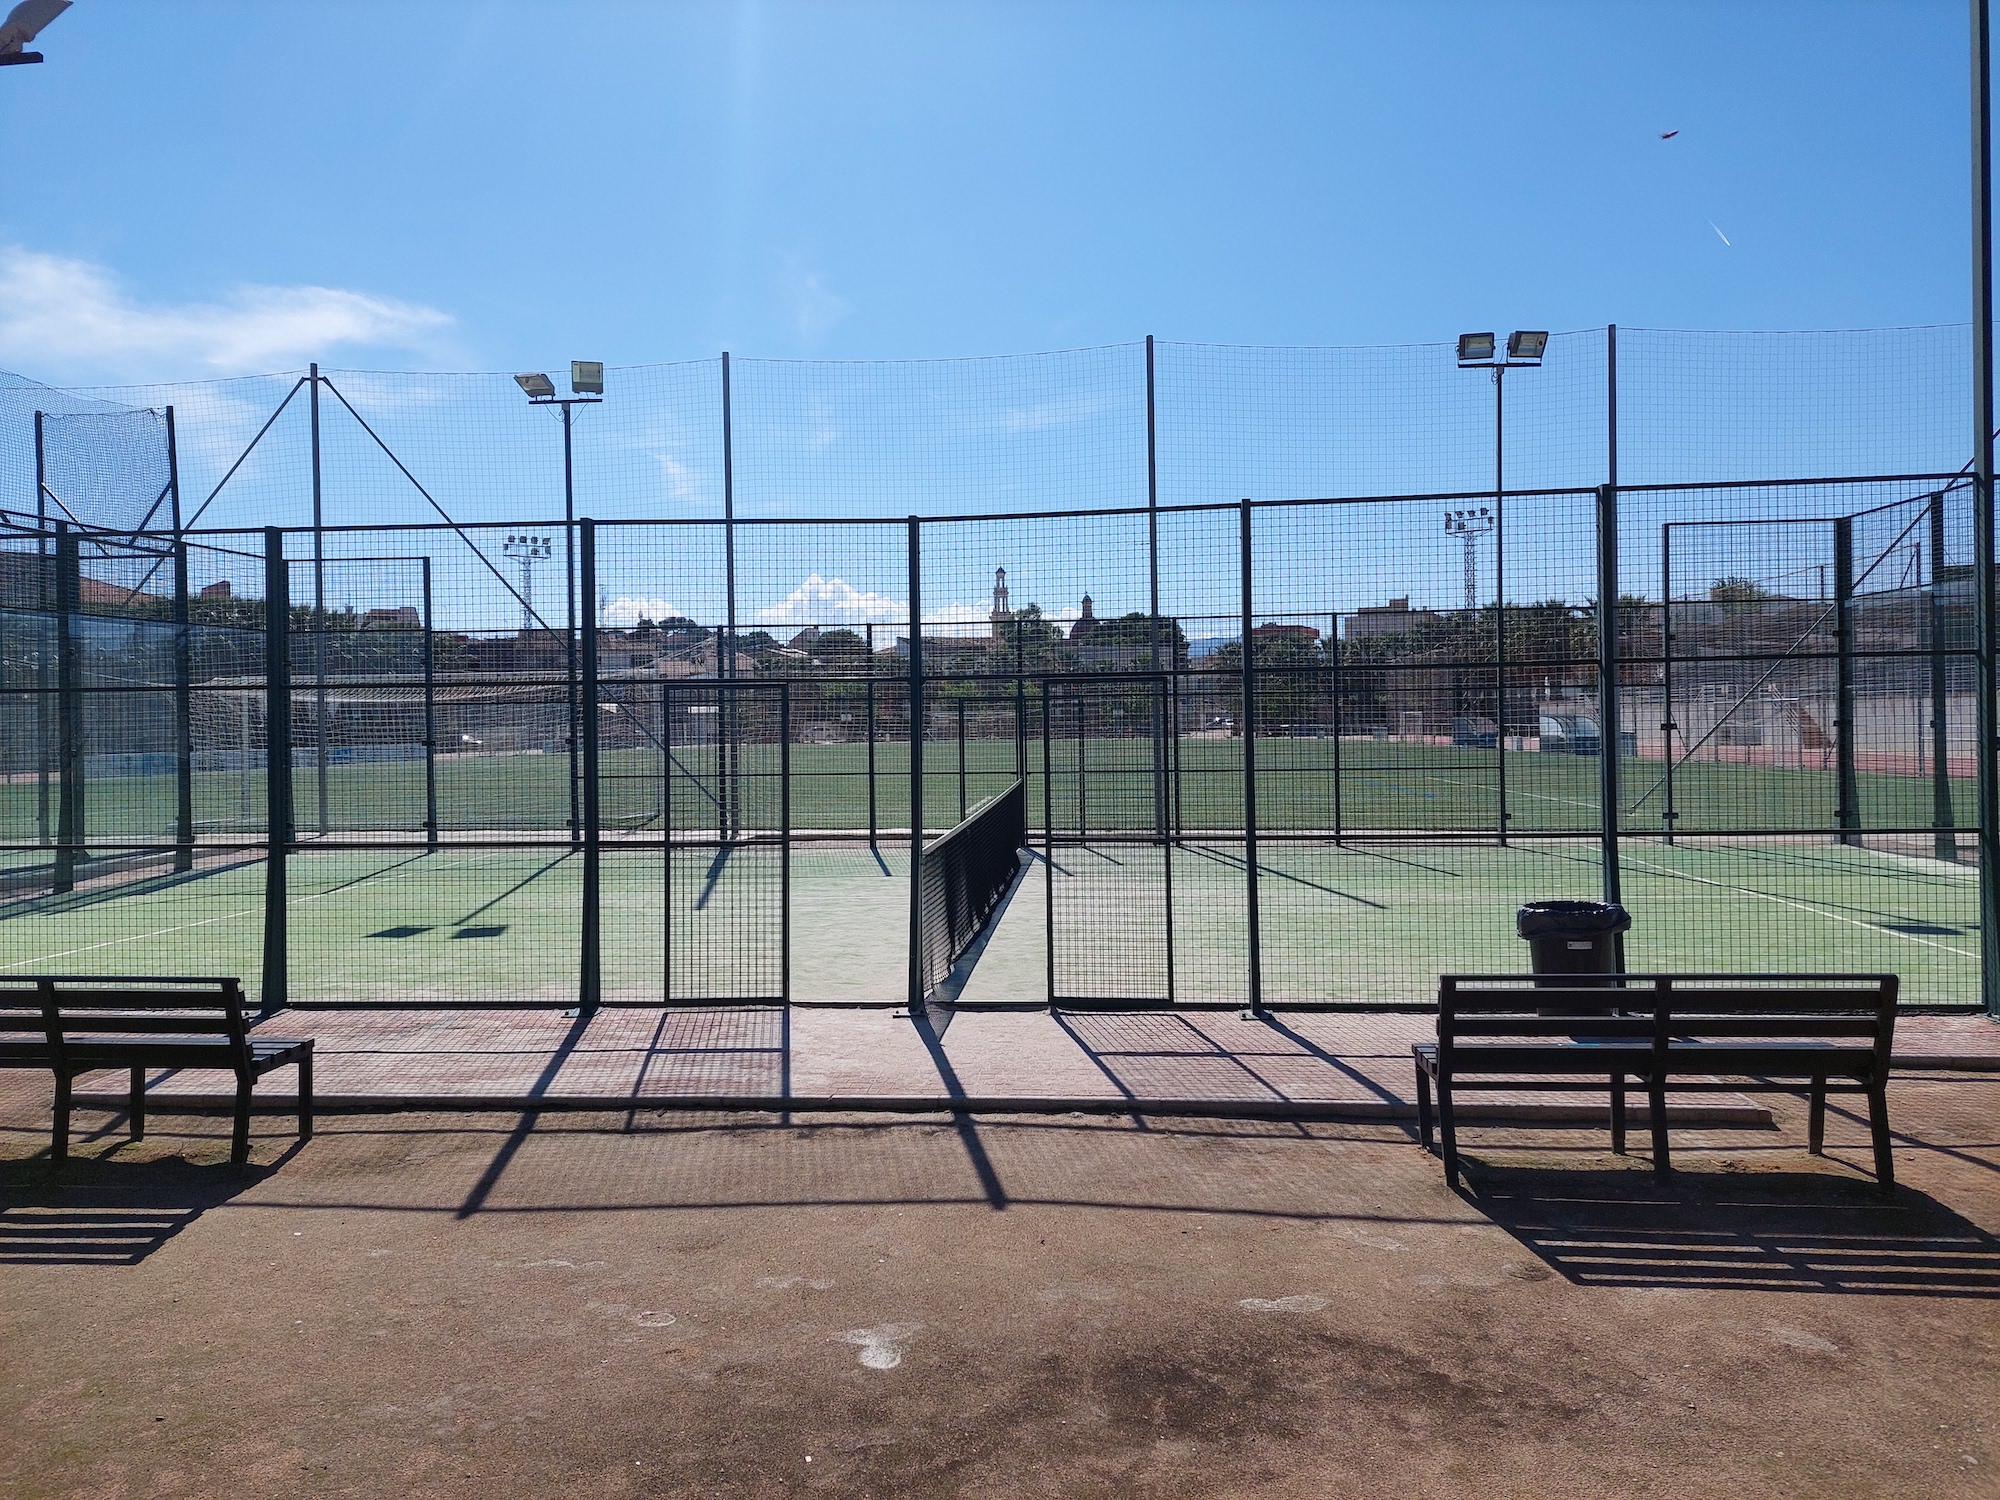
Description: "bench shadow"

(0, 1143), (301, 1266)
(1469, 1164), (2000, 1297)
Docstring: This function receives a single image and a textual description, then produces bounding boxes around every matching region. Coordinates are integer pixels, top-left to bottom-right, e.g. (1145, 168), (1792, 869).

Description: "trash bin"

(1517, 900), (1630, 986)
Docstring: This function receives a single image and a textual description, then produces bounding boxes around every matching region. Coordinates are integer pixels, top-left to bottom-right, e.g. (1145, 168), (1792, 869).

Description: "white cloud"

(787, 265), (851, 344)
(757, 573), (904, 627)
(0, 246), (454, 380)
(603, 596), (683, 627)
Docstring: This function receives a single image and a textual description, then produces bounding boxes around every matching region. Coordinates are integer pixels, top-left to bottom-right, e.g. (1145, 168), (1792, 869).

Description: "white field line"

(2, 848), (529, 970)
(1619, 852), (1975, 959)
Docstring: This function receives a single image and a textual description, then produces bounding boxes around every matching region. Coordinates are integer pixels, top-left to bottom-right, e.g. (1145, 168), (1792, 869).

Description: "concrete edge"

(65, 1091), (1775, 1127)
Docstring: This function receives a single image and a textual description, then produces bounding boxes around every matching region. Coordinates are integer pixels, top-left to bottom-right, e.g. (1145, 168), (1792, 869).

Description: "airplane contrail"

(1710, 221), (1732, 247)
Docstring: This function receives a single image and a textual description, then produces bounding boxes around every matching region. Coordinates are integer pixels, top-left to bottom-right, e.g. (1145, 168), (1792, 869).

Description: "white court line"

(1620, 852), (1974, 959)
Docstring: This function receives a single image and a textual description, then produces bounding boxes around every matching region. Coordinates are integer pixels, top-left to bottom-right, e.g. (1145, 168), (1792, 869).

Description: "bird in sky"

(1660, 129), (1680, 140)
(0, 0), (70, 65)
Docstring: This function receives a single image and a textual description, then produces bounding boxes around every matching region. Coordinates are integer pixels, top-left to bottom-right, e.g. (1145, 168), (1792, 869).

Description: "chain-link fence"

(0, 327), (1989, 1010)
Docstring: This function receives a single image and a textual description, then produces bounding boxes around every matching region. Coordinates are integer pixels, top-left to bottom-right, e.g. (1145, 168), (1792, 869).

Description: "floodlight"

(1507, 330), (1549, 362)
(571, 360), (604, 395)
(515, 372), (556, 400)
(1457, 332), (1495, 364)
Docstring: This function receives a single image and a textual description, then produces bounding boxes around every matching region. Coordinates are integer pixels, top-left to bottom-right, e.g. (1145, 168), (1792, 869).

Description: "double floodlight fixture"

(1456, 330), (1549, 367)
(1443, 506), (1496, 536)
(514, 362), (605, 402)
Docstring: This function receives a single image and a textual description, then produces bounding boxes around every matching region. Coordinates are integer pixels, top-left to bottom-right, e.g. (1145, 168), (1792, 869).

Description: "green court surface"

(0, 830), (1977, 1008)
(0, 736), (1974, 841)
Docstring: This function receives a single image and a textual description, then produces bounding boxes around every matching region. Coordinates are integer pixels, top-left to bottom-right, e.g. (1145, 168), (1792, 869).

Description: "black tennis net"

(918, 778), (1026, 995)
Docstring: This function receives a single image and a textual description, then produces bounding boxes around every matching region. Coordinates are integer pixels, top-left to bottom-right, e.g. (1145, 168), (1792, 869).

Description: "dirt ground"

(3, 1081), (1998, 1499)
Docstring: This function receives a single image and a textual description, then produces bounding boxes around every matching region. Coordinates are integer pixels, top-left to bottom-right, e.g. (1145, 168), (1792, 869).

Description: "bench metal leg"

(1648, 1077), (1671, 1179)
(1610, 1073), (1626, 1155)
(1808, 1076), (1827, 1155)
(231, 1075), (253, 1166)
(1437, 1079), (1462, 1191)
(128, 1065), (146, 1141)
(298, 1054), (314, 1142)
(1867, 1079), (1895, 1197)
(51, 1070), (71, 1162)
(1413, 1054), (1434, 1152)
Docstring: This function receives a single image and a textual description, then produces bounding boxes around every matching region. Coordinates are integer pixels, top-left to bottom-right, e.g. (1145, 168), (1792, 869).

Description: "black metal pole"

(1931, 491), (1958, 860)
(1328, 610), (1343, 843)
(422, 556), (438, 849)
(1042, 683), (1055, 1007)
(1834, 516), (1859, 844)
(907, 516), (925, 1013)
(261, 527), (290, 1012)
(53, 522), (80, 894)
(1014, 615), (1027, 786)
(1493, 365), (1509, 847)
(1660, 523), (1676, 843)
(866, 625), (878, 846)
(722, 353), (739, 841)
(564, 404), (581, 846)
(663, 684), (674, 1003)
(957, 694), (967, 820)
(1976, 0), (2000, 1016)
(1076, 691), (1087, 840)
(579, 519), (601, 1014)
(1239, 499), (1263, 1018)
(781, 683), (792, 1004)
(310, 365), (329, 839)
(168, 406), (194, 873)
(1600, 326), (1624, 930)
(33, 411), (49, 848)
(1147, 334), (1167, 839)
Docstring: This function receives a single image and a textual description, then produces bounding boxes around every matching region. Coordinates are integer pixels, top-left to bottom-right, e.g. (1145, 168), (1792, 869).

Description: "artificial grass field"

(0, 735), (1974, 842)
(0, 827), (1976, 1007)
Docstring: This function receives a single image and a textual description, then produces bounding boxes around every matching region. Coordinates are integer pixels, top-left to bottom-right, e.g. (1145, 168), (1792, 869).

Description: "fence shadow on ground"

(1471, 1164), (2000, 1297)
(0, 1143), (301, 1267)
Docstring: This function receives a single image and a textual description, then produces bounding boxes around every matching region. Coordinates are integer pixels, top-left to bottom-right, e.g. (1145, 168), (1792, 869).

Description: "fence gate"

(1041, 676), (1175, 1004)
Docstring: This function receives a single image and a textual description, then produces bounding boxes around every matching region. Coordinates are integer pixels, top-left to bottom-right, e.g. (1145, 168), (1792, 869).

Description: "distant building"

(1253, 623), (1320, 646)
(361, 606), (420, 630)
(1068, 594), (1097, 642)
(1346, 596), (1440, 641)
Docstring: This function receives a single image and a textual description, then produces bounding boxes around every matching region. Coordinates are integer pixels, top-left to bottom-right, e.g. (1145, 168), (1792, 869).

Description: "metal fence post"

(1147, 334), (1168, 839)
(1239, 499), (1263, 1018)
(781, 683), (792, 1004)
(1973, 0), (2000, 1017)
(261, 527), (290, 1012)
(33, 411), (50, 849)
(1834, 515), (1859, 844)
(579, 520), (601, 1014)
(1660, 526), (1677, 843)
(53, 522), (81, 894)
(865, 621), (878, 845)
(1328, 610), (1343, 843)
(663, 684), (674, 1004)
(722, 353), (739, 841)
(906, 516), (925, 1014)
(421, 556), (439, 849)
(309, 365), (330, 840)
(957, 695), (967, 820)
(1042, 684), (1055, 1007)
(1597, 483), (1623, 918)
(168, 407), (194, 873)
(1930, 490), (1958, 860)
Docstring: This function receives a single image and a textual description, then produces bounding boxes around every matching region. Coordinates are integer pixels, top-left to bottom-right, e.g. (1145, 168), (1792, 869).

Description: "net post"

(1975, 0), (2000, 1018)
(168, 407), (194, 873)
(781, 682), (792, 1005)
(564, 410), (582, 847)
(957, 695), (967, 821)
(1834, 515), (1859, 845)
(1493, 365), (1509, 849)
(1328, 610), (1343, 843)
(663, 684), (673, 1004)
(1239, 498), (1263, 1019)
(906, 515), (925, 1015)
(261, 527), (290, 1013)
(1930, 491), (1958, 860)
(421, 556), (439, 850)
(1147, 334), (1167, 840)
(579, 519), (601, 1015)
(53, 521), (80, 894)
(1014, 616), (1026, 786)
(721, 353), (739, 842)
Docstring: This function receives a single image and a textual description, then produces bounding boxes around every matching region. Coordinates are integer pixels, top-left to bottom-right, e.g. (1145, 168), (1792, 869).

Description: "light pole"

(502, 532), (552, 636)
(1443, 506), (1495, 611)
(516, 362), (604, 845)
(1456, 330), (1548, 847)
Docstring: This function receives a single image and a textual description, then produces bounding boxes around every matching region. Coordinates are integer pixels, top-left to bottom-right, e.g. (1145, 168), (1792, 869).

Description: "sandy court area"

(2, 1079), (1998, 1499)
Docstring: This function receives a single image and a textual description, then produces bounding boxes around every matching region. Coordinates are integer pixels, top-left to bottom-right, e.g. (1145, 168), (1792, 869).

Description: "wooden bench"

(1412, 973), (1898, 1195)
(0, 977), (313, 1165)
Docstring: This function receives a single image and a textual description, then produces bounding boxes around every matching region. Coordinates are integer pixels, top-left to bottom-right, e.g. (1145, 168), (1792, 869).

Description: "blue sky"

(0, 3), (1983, 633)
(0, 1), (1975, 376)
